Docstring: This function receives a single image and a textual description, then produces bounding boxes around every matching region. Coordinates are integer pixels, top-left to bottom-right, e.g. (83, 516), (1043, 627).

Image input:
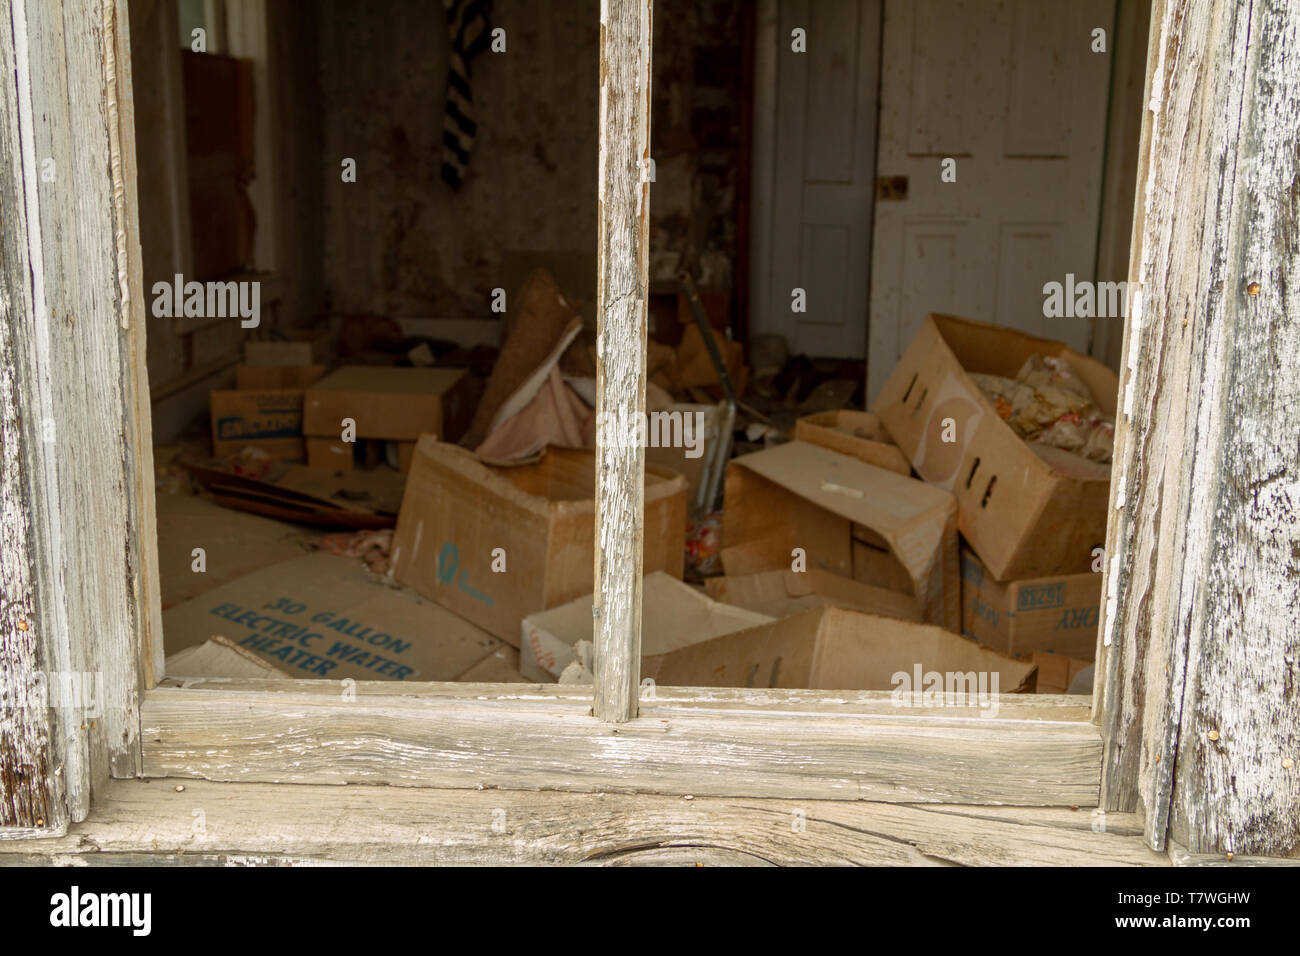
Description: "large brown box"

(960, 548), (1101, 660)
(303, 366), (473, 443)
(721, 440), (959, 631)
(873, 314), (1118, 581)
(210, 388), (308, 460)
(392, 439), (688, 643)
(650, 606), (1037, 693)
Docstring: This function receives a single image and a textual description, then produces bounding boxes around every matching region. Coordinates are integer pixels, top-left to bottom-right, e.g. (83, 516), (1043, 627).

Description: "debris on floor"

(391, 438), (686, 642)
(166, 286), (1107, 696)
(163, 552), (506, 682)
(165, 635), (291, 681)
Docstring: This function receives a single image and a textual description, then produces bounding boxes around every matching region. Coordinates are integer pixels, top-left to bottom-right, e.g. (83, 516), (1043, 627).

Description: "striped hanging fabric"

(441, 0), (493, 189)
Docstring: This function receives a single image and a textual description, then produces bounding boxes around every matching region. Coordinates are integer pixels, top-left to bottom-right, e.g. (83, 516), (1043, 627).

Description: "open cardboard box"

(650, 605), (1037, 692)
(872, 314), (1117, 581)
(704, 568), (921, 621)
(721, 440), (959, 630)
(793, 410), (911, 476)
(519, 571), (772, 681)
(392, 439), (687, 644)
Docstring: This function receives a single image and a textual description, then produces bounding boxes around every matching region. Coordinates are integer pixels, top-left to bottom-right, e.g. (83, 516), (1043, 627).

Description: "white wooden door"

(755, 0), (881, 358)
(866, 0), (1114, 400)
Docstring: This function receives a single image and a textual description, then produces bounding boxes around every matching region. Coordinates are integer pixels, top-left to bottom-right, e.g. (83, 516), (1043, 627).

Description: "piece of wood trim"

(594, 0), (653, 723)
(0, 0), (64, 832)
(1089, 0), (1152, 372)
(140, 684), (1101, 805)
(0, 778), (1168, 866)
(1098, 0), (1300, 857)
(113, 0), (166, 693)
(1, 0), (152, 827)
(153, 678), (1094, 720)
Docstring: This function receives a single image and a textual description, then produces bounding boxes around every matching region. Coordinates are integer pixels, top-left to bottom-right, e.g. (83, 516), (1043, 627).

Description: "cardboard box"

(520, 572), (773, 682)
(303, 366), (472, 443)
(721, 440), (959, 631)
(163, 552), (504, 681)
(392, 438), (688, 643)
(873, 314), (1117, 580)
(235, 364), (325, 390)
(794, 410), (911, 476)
(165, 636), (289, 680)
(244, 330), (331, 367)
(397, 440), (415, 475)
(1028, 652), (1092, 694)
(650, 606), (1037, 692)
(210, 388), (308, 460)
(704, 568), (921, 622)
(306, 436), (353, 471)
(677, 323), (749, 397)
(960, 548), (1101, 659)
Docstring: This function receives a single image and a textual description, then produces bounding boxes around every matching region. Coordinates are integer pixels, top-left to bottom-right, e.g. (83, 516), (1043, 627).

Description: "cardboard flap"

(727, 441), (959, 628)
(734, 441), (952, 533)
(164, 635), (290, 680)
(520, 572), (772, 681)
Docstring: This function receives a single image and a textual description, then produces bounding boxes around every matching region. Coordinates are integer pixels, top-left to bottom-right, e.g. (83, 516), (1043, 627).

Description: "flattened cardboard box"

(722, 440), (959, 631)
(520, 571), (773, 681)
(873, 314), (1117, 581)
(392, 438), (688, 644)
(163, 552), (503, 681)
(960, 548), (1100, 660)
(704, 568), (921, 622)
(210, 388), (308, 460)
(650, 605), (1036, 692)
(165, 636), (289, 680)
(303, 366), (473, 443)
(794, 410), (910, 476)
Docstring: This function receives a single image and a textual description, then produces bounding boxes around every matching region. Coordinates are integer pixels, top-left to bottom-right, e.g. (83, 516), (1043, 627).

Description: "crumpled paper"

(970, 355), (1114, 464)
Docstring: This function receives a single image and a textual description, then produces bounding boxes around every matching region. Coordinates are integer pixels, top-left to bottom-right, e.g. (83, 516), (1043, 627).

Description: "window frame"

(5, 0), (1161, 841)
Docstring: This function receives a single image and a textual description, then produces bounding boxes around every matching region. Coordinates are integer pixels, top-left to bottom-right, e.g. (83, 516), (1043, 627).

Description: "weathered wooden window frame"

(4, 0), (1294, 859)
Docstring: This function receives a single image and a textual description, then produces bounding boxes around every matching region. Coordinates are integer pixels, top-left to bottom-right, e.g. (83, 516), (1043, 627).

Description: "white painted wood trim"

(0, 0), (157, 827)
(748, 0), (778, 343)
(1097, 0), (1300, 857)
(1, 778), (1173, 866)
(141, 683), (1102, 806)
(594, 0), (653, 723)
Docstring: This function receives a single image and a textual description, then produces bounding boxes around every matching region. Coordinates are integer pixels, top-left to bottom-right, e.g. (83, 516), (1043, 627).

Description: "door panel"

(868, 0), (1114, 400)
(760, 0), (881, 358)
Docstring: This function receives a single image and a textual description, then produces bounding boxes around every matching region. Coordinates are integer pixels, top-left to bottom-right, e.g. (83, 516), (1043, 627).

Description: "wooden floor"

(0, 776), (1223, 866)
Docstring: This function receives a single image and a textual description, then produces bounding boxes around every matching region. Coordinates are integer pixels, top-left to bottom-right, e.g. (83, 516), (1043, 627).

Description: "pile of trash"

(970, 355), (1115, 464)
